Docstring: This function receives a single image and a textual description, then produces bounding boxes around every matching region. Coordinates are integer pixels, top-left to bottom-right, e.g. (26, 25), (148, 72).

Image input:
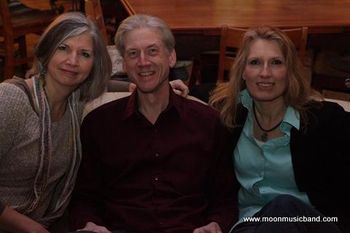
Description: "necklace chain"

(253, 102), (282, 142)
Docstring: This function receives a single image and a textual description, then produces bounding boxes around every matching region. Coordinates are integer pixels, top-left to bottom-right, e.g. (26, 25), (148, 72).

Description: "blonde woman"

(210, 27), (349, 232)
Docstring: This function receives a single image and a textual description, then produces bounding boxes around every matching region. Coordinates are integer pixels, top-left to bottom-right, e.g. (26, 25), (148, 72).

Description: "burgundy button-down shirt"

(70, 89), (237, 233)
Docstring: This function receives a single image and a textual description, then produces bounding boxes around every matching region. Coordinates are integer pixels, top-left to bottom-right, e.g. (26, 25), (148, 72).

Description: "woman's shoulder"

(0, 81), (34, 138)
(306, 99), (349, 114)
(303, 100), (350, 130)
(323, 98), (350, 112)
(0, 81), (29, 103)
(0, 80), (36, 119)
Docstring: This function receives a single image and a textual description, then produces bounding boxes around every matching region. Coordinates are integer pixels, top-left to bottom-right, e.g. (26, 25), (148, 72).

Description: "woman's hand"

(0, 206), (49, 233)
(128, 82), (136, 92)
(78, 221), (112, 233)
(169, 79), (189, 97)
(193, 222), (222, 233)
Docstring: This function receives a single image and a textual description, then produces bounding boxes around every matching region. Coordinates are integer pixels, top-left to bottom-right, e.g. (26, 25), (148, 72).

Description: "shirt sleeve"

(69, 114), (105, 229)
(0, 84), (31, 216)
(205, 118), (239, 232)
(0, 84), (29, 159)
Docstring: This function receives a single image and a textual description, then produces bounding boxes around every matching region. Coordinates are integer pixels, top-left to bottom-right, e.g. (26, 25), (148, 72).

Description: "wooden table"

(120, 0), (350, 34)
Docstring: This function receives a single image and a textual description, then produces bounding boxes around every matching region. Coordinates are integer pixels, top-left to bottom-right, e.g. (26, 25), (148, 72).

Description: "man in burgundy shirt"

(69, 14), (237, 233)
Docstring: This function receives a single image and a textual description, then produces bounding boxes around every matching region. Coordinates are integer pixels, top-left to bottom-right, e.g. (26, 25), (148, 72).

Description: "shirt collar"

(240, 89), (253, 110)
(283, 106), (300, 130)
(239, 89), (300, 130)
(122, 85), (183, 120)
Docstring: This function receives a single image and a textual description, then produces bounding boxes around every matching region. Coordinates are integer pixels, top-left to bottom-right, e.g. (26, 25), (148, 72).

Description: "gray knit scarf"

(26, 76), (82, 222)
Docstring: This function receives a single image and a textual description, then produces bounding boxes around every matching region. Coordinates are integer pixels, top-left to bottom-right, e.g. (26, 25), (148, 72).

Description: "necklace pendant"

(261, 132), (268, 142)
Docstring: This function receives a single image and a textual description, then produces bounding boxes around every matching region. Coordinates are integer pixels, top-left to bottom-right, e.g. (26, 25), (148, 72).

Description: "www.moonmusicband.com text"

(242, 216), (338, 223)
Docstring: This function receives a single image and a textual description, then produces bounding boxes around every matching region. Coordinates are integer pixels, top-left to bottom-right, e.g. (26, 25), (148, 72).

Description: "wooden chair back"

(217, 27), (247, 83)
(85, 0), (108, 44)
(0, 0), (57, 80)
(217, 26), (308, 83)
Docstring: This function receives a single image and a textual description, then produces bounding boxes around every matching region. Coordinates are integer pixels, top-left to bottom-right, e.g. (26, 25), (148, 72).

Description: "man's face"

(123, 27), (176, 94)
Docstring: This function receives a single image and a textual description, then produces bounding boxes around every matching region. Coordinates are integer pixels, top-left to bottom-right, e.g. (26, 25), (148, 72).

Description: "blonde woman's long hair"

(209, 26), (320, 129)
